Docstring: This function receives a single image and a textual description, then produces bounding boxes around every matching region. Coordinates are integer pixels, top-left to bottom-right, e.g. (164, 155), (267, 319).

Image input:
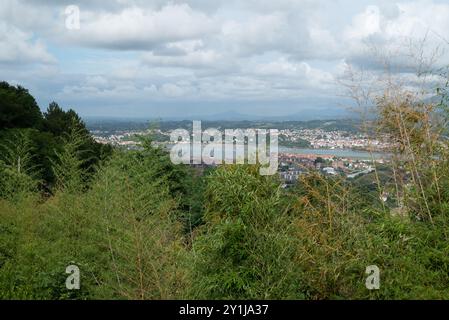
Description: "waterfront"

(279, 147), (387, 159)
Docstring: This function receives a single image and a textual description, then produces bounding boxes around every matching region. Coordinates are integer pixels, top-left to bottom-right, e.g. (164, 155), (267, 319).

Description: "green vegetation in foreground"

(278, 134), (311, 148)
(1, 81), (449, 299)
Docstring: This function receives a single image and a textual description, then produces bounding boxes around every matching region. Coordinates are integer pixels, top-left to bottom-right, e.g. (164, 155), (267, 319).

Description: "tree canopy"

(0, 82), (43, 129)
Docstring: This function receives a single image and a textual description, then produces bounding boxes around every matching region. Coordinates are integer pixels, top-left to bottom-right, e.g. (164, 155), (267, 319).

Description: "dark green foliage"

(0, 82), (42, 129)
(137, 135), (207, 233)
(2, 136), (449, 299)
(0, 83), (112, 191)
(43, 102), (87, 136)
(0, 129), (40, 200)
(188, 165), (306, 299)
(0, 147), (187, 299)
(42, 102), (112, 187)
(1, 81), (449, 300)
(279, 134), (311, 148)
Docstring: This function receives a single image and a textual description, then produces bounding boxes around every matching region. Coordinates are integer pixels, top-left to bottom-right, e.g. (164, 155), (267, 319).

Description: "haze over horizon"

(2, 0), (449, 118)
(82, 108), (357, 122)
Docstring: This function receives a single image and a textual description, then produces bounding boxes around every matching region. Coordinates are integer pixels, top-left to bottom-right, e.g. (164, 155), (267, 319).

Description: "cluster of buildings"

(93, 127), (391, 153)
(279, 128), (390, 150)
(91, 127), (388, 184)
(91, 129), (165, 148)
(278, 153), (379, 185)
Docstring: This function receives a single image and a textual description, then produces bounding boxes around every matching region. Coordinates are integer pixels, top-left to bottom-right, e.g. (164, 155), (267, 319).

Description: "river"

(164, 143), (388, 160)
(279, 147), (388, 159)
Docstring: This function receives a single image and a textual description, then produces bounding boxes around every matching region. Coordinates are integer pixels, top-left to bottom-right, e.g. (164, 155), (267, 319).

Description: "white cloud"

(65, 4), (218, 50)
(341, 1), (449, 69)
(0, 22), (54, 64)
(252, 58), (331, 81)
(142, 40), (223, 69)
(1, 0), (449, 117)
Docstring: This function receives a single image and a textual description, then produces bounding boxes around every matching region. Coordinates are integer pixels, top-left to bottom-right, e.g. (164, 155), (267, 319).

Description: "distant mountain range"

(85, 108), (358, 123)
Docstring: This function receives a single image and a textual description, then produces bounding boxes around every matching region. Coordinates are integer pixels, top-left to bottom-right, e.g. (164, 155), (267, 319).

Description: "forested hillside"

(1, 82), (449, 299)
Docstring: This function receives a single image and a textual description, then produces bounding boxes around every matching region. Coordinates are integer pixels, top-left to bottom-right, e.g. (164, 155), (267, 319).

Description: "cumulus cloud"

(64, 4), (218, 50)
(142, 50), (222, 69)
(0, 22), (54, 64)
(1, 0), (449, 117)
(141, 40), (224, 69)
(341, 1), (449, 70)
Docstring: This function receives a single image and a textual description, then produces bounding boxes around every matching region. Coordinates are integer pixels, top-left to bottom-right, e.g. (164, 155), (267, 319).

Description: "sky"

(1, 0), (449, 119)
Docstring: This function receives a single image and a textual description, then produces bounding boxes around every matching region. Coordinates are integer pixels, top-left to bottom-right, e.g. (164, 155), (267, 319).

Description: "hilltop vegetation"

(0, 82), (112, 192)
(1, 81), (449, 299)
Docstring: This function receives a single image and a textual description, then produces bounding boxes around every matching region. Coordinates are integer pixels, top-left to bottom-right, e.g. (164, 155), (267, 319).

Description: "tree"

(51, 124), (92, 193)
(43, 102), (113, 186)
(189, 165), (305, 299)
(0, 129), (40, 201)
(0, 82), (43, 129)
(43, 102), (89, 137)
